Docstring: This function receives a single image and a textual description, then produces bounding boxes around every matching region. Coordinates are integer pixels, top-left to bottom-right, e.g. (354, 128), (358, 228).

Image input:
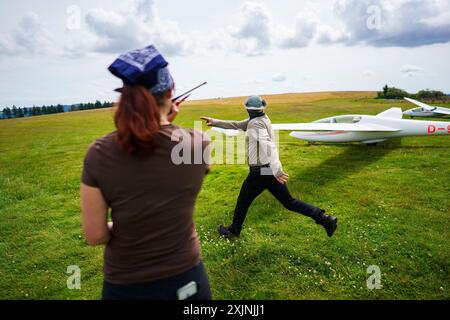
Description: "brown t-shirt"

(81, 124), (210, 284)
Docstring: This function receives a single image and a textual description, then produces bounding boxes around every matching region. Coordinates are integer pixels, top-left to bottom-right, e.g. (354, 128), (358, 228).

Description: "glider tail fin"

(376, 107), (403, 119)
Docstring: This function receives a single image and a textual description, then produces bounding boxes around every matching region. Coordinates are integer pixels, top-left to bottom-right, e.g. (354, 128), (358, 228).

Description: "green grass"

(0, 92), (449, 300)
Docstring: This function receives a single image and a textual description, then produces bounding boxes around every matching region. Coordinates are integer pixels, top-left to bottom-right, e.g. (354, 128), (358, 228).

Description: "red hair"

(114, 85), (161, 158)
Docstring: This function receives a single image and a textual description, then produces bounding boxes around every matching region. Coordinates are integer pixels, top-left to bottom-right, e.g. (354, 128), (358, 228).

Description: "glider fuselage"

(403, 108), (450, 118)
(290, 116), (450, 143)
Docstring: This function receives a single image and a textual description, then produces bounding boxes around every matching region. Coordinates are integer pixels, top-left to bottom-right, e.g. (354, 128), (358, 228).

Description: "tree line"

(1, 101), (114, 119)
(377, 85), (449, 102)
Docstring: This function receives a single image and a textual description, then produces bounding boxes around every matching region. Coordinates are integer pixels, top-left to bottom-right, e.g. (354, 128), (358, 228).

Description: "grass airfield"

(0, 91), (448, 299)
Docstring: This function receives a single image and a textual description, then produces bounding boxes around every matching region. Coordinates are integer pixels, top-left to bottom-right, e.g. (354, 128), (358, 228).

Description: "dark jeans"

(102, 261), (212, 300)
(229, 167), (324, 236)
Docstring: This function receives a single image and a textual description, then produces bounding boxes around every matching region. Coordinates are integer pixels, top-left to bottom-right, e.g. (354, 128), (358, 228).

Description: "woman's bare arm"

(80, 183), (111, 246)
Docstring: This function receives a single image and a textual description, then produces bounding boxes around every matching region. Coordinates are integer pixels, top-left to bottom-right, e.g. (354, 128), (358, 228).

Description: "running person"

(201, 96), (337, 239)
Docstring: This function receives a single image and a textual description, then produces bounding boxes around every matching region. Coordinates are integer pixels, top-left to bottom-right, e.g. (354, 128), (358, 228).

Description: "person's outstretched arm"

(201, 117), (249, 131)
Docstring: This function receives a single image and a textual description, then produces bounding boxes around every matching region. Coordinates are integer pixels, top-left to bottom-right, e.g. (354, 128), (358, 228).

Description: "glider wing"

(404, 97), (436, 111)
(271, 123), (400, 132)
(434, 108), (450, 115)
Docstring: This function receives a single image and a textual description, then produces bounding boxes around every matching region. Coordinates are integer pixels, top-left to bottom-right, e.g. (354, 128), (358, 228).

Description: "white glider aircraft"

(212, 108), (450, 145)
(403, 97), (450, 118)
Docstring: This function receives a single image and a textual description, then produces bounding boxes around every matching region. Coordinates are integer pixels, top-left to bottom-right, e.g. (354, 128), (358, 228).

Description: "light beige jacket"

(210, 115), (283, 177)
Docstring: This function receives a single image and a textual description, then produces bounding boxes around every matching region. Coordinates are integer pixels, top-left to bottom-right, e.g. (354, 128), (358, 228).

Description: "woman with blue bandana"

(201, 96), (338, 239)
(80, 45), (212, 300)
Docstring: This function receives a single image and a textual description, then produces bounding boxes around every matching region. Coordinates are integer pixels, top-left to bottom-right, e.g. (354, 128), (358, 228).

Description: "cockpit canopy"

(410, 107), (436, 112)
(314, 115), (362, 124)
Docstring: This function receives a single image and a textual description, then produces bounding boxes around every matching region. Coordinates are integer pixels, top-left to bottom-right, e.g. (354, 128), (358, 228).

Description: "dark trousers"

(102, 261), (212, 300)
(229, 167), (324, 236)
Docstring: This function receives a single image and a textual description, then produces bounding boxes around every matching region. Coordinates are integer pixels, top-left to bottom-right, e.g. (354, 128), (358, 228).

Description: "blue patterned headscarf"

(109, 45), (174, 94)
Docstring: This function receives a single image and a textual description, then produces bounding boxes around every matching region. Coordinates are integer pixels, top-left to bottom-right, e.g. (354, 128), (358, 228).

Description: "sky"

(0, 0), (450, 108)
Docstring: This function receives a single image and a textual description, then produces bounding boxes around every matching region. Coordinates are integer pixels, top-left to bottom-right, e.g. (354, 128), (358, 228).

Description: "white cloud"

(279, 13), (319, 48)
(228, 1), (273, 56)
(0, 12), (54, 56)
(0, 1), (193, 58)
(76, 0), (193, 56)
(4, 0), (450, 60)
(220, 1), (346, 54)
(362, 70), (372, 77)
(272, 73), (287, 82)
(334, 0), (450, 47)
(221, 0), (450, 52)
(85, 8), (144, 53)
(132, 0), (157, 22)
(224, 1), (349, 52)
(82, 0), (450, 54)
(316, 25), (349, 44)
(401, 64), (421, 77)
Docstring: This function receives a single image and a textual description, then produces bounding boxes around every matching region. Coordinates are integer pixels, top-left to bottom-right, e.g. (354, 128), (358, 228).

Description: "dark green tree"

(3, 107), (12, 118)
(382, 84), (389, 97)
(415, 89), (445, 100)
(377, 85), (410, 99)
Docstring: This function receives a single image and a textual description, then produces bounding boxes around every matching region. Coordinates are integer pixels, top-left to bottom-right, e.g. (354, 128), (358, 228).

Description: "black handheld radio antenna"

(172, 82), (207, 102)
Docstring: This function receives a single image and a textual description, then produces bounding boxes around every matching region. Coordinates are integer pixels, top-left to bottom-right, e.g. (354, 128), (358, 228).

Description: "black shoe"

(218, 225), (238, 240)
(317, 213), (338, 237)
